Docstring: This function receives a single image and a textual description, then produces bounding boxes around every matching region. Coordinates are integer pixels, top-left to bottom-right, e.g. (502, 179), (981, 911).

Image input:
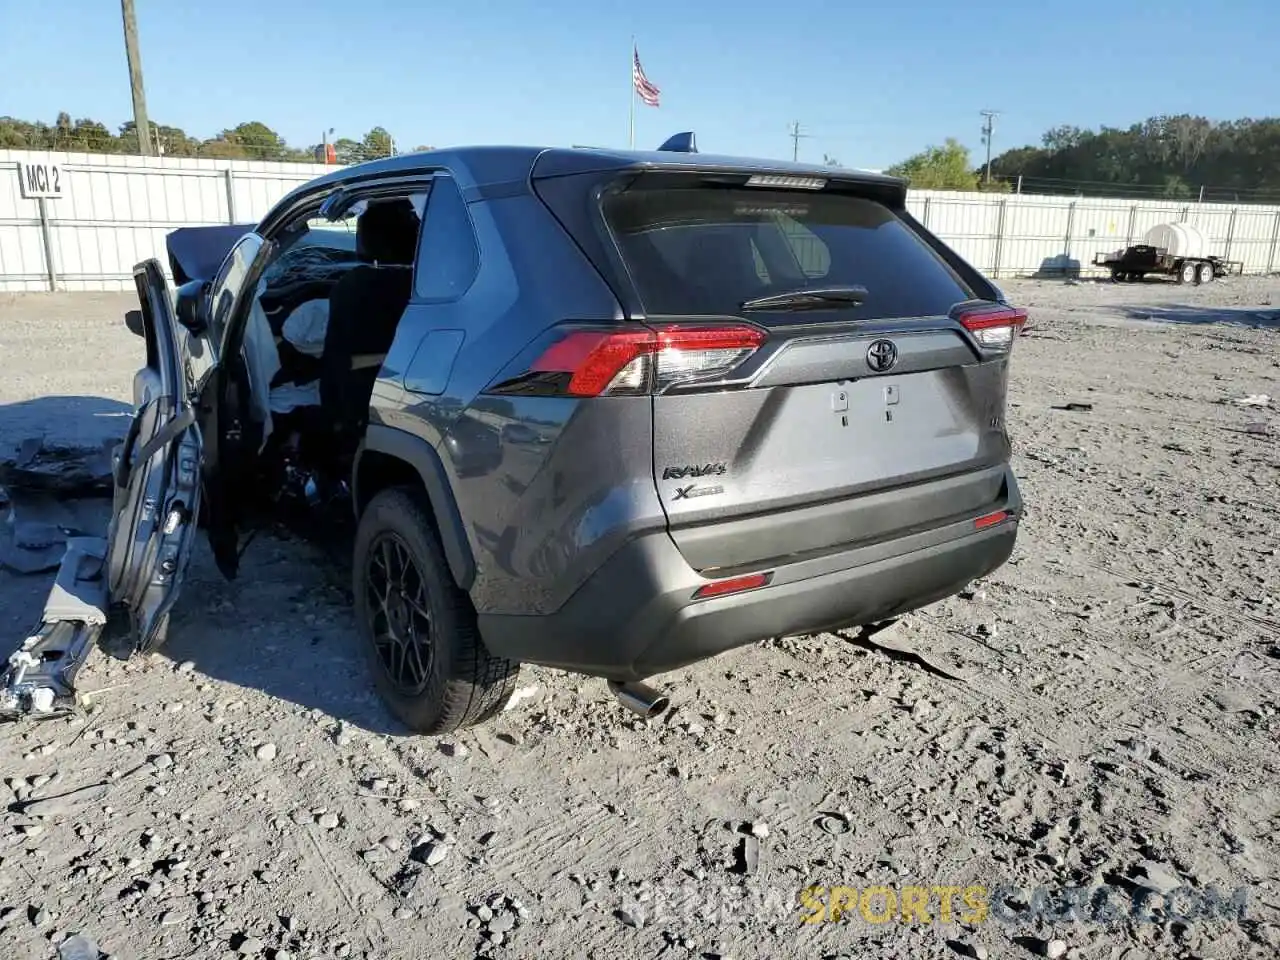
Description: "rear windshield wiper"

(740, 285), (868, 312)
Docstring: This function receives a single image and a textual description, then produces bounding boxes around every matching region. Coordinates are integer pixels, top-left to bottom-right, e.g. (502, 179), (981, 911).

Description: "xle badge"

(673, 484), (724, 501)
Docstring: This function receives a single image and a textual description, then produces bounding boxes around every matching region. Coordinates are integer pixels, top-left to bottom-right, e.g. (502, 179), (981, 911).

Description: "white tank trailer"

(1092, 221), (1243, 284)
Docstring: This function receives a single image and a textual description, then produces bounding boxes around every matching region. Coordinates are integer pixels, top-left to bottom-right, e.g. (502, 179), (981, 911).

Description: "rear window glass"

(600, 186), (972, 319)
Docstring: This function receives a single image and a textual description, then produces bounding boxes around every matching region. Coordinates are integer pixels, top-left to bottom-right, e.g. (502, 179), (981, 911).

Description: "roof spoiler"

(657, 132), (697, 153)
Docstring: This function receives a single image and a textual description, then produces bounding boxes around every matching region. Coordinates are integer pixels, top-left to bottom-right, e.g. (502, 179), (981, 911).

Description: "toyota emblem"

(866, 339), (898, 373)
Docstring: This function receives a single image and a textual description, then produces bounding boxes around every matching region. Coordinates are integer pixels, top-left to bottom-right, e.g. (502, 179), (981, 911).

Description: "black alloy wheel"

(365, 532), (435, 694)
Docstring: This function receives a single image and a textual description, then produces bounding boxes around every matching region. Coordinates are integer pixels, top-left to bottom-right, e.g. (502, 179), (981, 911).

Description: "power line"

(980, 110), (999, 185)
(989, 172), (1280, 203)
(788, 121), (813, 163)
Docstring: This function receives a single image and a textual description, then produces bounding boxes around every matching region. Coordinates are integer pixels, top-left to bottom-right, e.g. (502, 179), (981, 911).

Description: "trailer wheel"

(1178, 262), (1197, 284)
(1196, 262), (1214, 284)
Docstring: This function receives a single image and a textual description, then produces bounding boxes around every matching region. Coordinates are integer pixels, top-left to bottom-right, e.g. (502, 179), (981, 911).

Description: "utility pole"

(980, 109), (999, 185)
(788, 121), (812, 163)
(121, 0), (152, 156)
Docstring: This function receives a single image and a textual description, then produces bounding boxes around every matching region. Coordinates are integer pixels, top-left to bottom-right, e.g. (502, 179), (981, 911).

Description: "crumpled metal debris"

(0, 436), (115, 500)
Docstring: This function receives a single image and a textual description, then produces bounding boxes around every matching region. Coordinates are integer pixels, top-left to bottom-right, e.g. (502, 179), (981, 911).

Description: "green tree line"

(8, 110), (1279, 200)
(989, 115), (1280, 200)
(0, 113), (427, 164)
(885, 115), (1280, 200)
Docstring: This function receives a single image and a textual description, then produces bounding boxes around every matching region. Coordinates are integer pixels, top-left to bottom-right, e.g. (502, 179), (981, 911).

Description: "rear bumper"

(478, 478), (1021, 680)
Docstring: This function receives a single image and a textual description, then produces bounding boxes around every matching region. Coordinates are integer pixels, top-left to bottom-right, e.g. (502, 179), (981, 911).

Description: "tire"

(1178, 262), (1196, 284)
(353, 486), (519, 734)
(1197, 262), (1214, 284)
(1110, 268), (1125, 283)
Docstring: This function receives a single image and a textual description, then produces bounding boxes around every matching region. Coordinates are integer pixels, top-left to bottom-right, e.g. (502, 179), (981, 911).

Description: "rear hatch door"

(597, 172), (1018, 573)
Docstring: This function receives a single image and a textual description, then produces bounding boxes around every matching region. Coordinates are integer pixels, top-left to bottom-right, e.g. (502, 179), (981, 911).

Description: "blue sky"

(2, 0), (1277, 169)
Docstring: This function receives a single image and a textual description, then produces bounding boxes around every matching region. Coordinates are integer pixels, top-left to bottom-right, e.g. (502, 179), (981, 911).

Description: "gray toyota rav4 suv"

(3, 137), (1024, 734)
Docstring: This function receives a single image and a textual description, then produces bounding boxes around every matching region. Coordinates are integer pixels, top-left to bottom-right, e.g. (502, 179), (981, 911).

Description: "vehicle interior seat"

(319, 198), (420, 460)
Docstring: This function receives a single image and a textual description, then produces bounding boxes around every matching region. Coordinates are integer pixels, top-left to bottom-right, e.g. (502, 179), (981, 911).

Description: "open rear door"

(2, 260), (202, 718)
(104, 259), (204, 653)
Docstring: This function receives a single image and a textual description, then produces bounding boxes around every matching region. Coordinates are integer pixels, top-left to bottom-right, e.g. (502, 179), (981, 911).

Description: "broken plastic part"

(29, 687), (55, 713)
(1, 537), (109, 720)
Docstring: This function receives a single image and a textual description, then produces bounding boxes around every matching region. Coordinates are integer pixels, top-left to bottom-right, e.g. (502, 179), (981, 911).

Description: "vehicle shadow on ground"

(1111, 303), (1280, 329)
(154, 536), (410, 738)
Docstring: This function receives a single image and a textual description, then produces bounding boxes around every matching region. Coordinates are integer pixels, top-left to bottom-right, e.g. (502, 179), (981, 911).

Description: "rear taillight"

(503, 323), (766, 397)
(954, 304), (1028, 351)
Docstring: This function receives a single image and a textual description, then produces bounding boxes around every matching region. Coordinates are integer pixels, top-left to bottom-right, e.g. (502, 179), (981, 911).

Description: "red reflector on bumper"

(974, 510), (1012, 530)
(692, 572), (772, 600)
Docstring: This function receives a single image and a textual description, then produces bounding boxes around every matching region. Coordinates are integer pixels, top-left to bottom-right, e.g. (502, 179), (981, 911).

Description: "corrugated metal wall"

(908, 192), (1280, 278)
(3, 149), (1280, 292)
(0, 150), (322, 292)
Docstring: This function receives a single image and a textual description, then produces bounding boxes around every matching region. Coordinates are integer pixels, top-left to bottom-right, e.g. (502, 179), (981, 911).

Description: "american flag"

(633, 47), (661, 107)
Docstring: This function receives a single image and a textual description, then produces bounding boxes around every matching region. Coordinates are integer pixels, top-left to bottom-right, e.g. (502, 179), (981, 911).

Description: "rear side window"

(601, 186), (973, 319)
(415, 176), (480, 302)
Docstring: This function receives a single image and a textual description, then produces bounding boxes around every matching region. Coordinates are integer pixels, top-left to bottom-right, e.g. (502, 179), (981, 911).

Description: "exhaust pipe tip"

(607, 680), (670, 720)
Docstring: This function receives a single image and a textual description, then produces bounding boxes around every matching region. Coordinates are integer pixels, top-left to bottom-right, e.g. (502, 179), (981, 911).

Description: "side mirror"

(175, 279), (208, 334)
(124, 309), (145, 339)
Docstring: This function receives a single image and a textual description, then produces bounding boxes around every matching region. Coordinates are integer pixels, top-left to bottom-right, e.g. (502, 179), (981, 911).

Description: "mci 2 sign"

(17, 159), (68, 200)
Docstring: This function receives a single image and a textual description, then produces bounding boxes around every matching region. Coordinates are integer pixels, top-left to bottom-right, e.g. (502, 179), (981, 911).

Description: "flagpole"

(628, 36), (636, 149)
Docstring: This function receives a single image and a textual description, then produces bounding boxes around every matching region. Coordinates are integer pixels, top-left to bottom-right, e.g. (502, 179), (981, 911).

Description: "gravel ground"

(1, 277), (1278, 960)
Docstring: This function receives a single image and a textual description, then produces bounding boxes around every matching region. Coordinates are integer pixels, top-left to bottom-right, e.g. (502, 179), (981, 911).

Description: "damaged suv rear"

(3, 139), (1024, 733)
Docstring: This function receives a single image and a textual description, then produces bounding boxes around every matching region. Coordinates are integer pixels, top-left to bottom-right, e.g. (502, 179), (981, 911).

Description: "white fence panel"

(3, 148), (1280, 291)
(1131, 204), (1188, 240)
(1226, 209), (1279, 272)
(1000, 200), (1072, 276)
(0, 150), (329, 291)
(922, 193), (1002, 274)
(1190, 206), (1237, 249)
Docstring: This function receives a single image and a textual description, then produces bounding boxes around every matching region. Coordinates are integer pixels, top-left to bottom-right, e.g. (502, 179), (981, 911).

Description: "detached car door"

(106, 259), (204, 653)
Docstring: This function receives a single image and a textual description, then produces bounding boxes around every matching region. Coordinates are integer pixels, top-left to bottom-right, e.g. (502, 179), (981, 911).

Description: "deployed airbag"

(281, 299), (329, 358)
(244, 281), (282, 449)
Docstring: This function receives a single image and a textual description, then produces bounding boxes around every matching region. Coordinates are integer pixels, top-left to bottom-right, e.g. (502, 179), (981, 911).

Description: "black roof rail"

(657, 132), (697, 153)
